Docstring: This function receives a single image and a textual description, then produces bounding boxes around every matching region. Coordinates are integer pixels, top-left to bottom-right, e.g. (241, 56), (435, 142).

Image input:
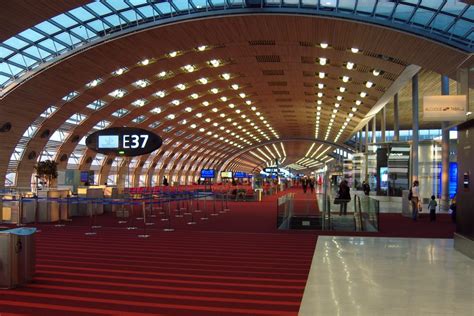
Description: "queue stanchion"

(127, 198), (138, 230)
(200, 193), (208, 220)
(85, 198), (97, 236)
(54, 198), (66, 228)
(224, 191), (230, 212)
(210, 193), (219, 216)
(117, 196), (128, 224)
(195, 190), (201, 213)
(138, 201), (150, 238)
(161, 195), (170, 222)
(163, 196), (174, 232)
(184, 192), (192, 215)
(219, 193), (226, 214)
(91, 198), (102, 229)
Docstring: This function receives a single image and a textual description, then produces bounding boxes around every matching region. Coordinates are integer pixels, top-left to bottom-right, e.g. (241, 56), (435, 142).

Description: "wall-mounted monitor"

(200, 169), (215, 178)
(234, 172), (247, 178)
(221, 171), (232, 178)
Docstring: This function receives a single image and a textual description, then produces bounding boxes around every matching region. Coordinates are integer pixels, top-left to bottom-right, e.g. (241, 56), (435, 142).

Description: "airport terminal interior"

(0, 1), (473, 315)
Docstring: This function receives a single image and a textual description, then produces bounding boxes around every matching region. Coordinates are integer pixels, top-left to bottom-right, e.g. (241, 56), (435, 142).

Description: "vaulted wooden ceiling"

(0, 14), (472, 187)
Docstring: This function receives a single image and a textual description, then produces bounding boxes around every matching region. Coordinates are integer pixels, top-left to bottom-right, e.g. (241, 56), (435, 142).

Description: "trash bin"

(0, 227), (36, 289)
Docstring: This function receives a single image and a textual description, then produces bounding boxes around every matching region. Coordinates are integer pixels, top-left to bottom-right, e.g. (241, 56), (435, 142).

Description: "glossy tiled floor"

(299, 236), (474, 316)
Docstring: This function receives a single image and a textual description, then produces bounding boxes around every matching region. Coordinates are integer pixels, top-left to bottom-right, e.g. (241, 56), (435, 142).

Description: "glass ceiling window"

(0, 0), (472, 90)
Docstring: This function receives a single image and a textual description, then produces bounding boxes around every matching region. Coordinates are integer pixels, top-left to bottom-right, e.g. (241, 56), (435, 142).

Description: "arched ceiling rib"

(0, 0), (473, 93)
(0, 13), (473, 187)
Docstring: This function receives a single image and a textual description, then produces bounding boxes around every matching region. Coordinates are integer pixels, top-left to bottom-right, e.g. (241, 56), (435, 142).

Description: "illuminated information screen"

(98, 135), (119, 149)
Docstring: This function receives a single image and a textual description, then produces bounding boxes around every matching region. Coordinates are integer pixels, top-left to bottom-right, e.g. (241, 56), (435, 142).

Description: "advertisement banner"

(423, 95), (466, 121)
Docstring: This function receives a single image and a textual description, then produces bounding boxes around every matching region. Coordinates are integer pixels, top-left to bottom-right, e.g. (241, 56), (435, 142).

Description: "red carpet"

(0, 189), (455, 315)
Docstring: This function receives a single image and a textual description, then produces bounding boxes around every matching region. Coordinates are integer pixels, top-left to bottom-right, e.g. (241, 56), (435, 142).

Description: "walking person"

(309, 178), (315, 194)
(162, 176), (169, 186)
(409, 180), (420, 221)
(428, 195), (437, 222)
(362, 180), (370, 196)
(302, 178), (308, 194)
(338, 180), (351, 216)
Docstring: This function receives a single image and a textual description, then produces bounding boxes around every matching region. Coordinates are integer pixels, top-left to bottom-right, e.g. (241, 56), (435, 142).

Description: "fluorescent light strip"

(257, 148), (272, 161)
(265, 146), (276, 159)
(272, 143), (281, 158)
(305, 143), (316, 157)
(316, 147), (331, 160)
(249, 151), (266, 162)
(280, 143), (286, 156)
(310, 144), (324, 158)
(280, 157), (286, 164)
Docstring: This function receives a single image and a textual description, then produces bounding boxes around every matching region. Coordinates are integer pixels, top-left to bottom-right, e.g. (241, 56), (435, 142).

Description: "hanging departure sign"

(86, 127), (162, 157)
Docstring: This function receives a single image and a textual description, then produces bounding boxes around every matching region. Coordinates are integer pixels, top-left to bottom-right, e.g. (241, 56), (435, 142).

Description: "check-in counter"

(37, 190), (69, 223)
(75, 187), (104, 217)
(103, 187), (119, 213)
(1, 194), (37, 224)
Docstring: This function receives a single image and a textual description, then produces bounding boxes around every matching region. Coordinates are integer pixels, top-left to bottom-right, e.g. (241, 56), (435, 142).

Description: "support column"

(441, 75), (450, 211)
(372, 115), (377, 143)
(365, 124), (369, 153)
(365, 123), (369, 181)
(457, 68), (471, 117)
(381, 106), (386, 142)
(412, 73), (419, 182)
(393, 93), (400, 141)
(358, 130), (363, 152)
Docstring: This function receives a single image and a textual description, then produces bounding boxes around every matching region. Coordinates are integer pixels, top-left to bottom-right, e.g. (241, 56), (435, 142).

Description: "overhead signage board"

(263, 167), (280, 173)
(221, 171), (233, 179)
(423, 95), (467, 121)
(234, 172), (247, 178)
(86, 127), (162, 157)
(201, 169), (215, 178)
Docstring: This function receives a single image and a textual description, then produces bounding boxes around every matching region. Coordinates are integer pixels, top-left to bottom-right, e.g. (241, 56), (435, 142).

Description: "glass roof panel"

(0, 0), (472, 91)
(51, 14), (77, 29)
(35, 21), (62, 34)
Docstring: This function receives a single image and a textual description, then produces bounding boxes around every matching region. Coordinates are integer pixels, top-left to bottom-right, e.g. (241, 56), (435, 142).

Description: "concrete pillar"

(381, 106), (386, 142)
(412, 73), (419, 182)
(358, 130), (363, 152)
(441, 75), (450, 211)
(372, 115), (377, 143)
(365, 124), (369, 153)
(393, 93), (400, 141)
(365, 123), (369, 181)
(456, 68), (470, 117)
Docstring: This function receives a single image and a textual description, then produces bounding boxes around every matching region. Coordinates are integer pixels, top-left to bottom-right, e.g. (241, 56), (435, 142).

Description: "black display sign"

(263, 167), (281, 173)
(86, 127), (162, 157)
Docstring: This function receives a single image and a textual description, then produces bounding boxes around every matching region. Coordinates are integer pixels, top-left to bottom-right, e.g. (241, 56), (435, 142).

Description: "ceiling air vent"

(256, 55), (280, 63)
(299, 41), (314, 47)
(383, 72), (397, 81)
(262, 69), (284, 76)
(301, 56), (314, 64)
(268, 81), (287, 86)
(249, 40), (275, 45)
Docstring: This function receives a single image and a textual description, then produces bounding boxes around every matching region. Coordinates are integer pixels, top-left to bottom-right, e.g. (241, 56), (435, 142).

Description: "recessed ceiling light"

(317, 92), (323, 98)
(158, 71), (167, 77)
(318, 83), (324, 89)
(209, 59), (220, 67)
(171, 100), (180, 106)
(339, 87), (346, 93)
(167, 114), (175, 120)
(319, 72), (326, 79)
(351, 47), (359, 53)
(185, 107), (192, 112)
(246, 100), (252, 105)
(139, 59), (150, 66)
(190, 93), (199, 99)
(222, 73), (231, 80)
(355, 100), (362, 105)
(319, 57), (327, 66)
(231, 84), (239, 90)
(360, 92), (367, 98)
(211, 88), (219, 94)
(155, 90), (165, 98)
(228, 104), (235, 108)
(176, 84), (186, 90)
(372, 69), (381, 76)
(198, 78), (208, 84)
(320, 42), (329, 49)
(197, 45), (207, 51)
(220, 96), (228, 102)
(169, 51), (178, 58)
(346, 62), (355, 70)
(342, 76), (350, 82)
(365, 81), (374, 88)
